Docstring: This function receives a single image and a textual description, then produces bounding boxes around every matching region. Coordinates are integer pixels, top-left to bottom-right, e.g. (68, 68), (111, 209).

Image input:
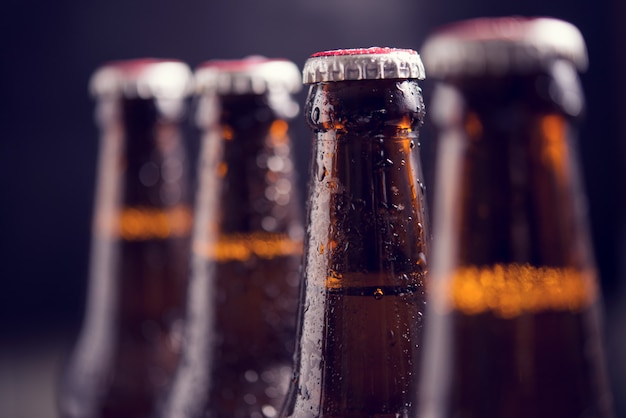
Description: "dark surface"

(0, 0), (624, 417)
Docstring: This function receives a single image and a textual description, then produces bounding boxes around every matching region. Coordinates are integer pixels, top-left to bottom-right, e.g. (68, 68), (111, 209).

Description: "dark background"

(1, 0), (624, 416)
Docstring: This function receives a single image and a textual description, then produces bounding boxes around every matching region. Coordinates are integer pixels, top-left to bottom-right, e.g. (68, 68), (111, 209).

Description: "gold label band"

(447, 263), (597, 318)
(114, 205), (193, 240)
(193, 232), (303, 262)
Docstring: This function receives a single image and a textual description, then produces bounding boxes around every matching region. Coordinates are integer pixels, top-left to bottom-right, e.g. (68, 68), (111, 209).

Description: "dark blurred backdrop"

(1, 0), (624, 416)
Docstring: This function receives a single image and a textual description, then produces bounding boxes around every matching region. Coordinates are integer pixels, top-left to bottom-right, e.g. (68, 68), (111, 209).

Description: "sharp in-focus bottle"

(161, 57), (304, 418)
(59, 59), (194, 418)
(418, 17), (614, 418)
(279, 47), (430, 418)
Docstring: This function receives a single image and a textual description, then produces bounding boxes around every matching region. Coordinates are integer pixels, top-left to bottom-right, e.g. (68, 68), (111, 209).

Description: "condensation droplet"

(162, 157), (183, 183)
(312, 107), (320, 123)
(267, 156), (285, 172)
(417, 252), (427, 268)
(419, 180), (426, 194)
(245, 370), (259, 383)
(262, 216), (278, 231)
(262, 405), (277, 417)
(318, 166), (328, 182)
(244, 393), (257, 406)
(139, 162), (159, 187)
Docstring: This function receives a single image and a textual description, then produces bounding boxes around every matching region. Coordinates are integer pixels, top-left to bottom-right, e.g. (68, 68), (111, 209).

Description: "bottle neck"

(74, 96), (192, 378)
(283, 79), (429, 417)
(93, 96), (192, 242)
(191, 92), (303, 263)
(433, 66), (588, 268)
(430, 65), (597, 317)
(306, 79), (425, 133)
(304, 79), (428, 285)
(420, 64), (612, 418)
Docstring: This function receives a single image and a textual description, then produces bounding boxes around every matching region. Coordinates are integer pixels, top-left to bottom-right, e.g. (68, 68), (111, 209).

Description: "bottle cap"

(421, 17), (588, 78)
(302, 47), (425, 84)
(90, 59), (193, 99)
(194, 56), (302, 95)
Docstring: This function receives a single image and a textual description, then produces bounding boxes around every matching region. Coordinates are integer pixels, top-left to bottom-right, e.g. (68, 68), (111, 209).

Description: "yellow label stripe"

(448, 263), (598, 318)
(117, 205), (192, 240)
(193, 232), (303, 262)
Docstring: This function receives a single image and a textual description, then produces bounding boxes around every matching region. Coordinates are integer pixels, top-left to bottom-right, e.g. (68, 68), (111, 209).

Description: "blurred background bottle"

(280, 47), (430, 417)
(161, 57), (304, 418)
(418, 17), (613, 418)
(58, 59), (194, 418)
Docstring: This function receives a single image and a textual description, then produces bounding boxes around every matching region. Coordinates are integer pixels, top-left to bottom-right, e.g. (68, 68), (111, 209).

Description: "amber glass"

(162, 89), (303, 418)
(280, 78), (429, 418)
(59, 95), (192, 418)
(419, 59), (613, 418)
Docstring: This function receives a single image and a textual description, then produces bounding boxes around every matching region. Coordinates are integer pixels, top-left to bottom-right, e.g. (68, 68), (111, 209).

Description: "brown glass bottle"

(58, 60), (194, 418)
(279, 47), (429, 418)
(161, 57), (304, 418)
(418, 18), (613, 418)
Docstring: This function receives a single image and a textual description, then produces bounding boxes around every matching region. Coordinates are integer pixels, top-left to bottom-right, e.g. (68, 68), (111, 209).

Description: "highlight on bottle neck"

(421, 17), (588, 78)
(194, 56), (302, 95)
(90, 58), (193, 99)
(303, 46), (426, 84)
(193, 56), (302, 125)
(89, 58), (193, 122)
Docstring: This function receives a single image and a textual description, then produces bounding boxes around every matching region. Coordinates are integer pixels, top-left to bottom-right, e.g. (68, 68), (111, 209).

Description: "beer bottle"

(59, 59), (194, 418)
(161, 57), (304, 418)
(280, 47), (430, 418)
(418, 17), (614, 418)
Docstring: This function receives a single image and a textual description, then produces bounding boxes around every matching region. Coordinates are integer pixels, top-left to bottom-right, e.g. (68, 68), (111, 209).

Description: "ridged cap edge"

(194, 56), (302, 95)
(303, 47), (426, 84)
(421, 17), (588, 78)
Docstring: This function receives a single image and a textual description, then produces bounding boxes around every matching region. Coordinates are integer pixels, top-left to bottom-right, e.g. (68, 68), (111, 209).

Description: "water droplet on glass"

(409, 140), (416, 149)
(244, 393), (257, 405)
(318, 165), (328, 181)
(162, 157), (183, 183)
(417, 252), (427, 268)
(262, 216), (278, 231)
(139, 162), (159, 186)
(245, 370), (259, 382)
(326, 179), (339, 192)
(374, 288), (384, 300)
(267, 156), (285, 172)
(262, 405), (277, 417)
(312, 107), (320, 123)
